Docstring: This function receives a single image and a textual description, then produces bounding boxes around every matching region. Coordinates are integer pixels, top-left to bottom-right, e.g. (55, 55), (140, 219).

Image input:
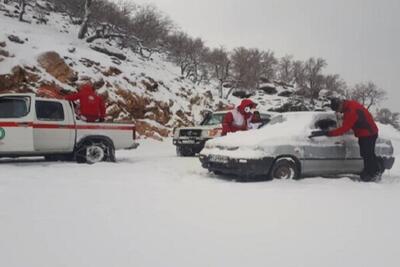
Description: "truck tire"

(269, 157), (299, 180)
(176, 146), (195, 157)
(75, 139), (115, 164)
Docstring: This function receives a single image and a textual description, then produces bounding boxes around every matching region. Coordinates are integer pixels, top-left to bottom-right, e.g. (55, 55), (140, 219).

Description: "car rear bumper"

(382, 156), (395, 170)
(199, 154), (275, 178)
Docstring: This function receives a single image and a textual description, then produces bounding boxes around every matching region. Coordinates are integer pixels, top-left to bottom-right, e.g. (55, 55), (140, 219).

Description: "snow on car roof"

(207, 111), (336, 148)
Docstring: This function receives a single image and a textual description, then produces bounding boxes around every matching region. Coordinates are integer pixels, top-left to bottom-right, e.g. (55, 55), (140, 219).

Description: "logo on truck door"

(0, 128), (5, 140)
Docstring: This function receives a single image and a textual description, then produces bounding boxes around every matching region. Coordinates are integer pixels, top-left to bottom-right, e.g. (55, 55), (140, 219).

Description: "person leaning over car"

(221, 99), (258, 136)
(310, 98), (382, 182)
(65, 83), (106, 122)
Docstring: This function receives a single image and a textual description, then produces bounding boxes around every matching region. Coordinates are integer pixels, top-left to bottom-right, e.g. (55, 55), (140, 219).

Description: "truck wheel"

(176, 146), (195, 157)
(75, 139), (112, 164)
(270, 158), (299, 180)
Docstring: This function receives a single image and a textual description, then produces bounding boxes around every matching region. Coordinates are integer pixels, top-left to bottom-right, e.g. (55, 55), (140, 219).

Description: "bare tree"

(349, 82), (386, 110)
(375, 108), (400, 129)
(18, 0), (26, 21)
(165, 32), (206, 83)
(296, 57), (327, 104)
(231, 47), (263, 90)
(277, 55), (294, 84)
(260, 50), (278, 81)
(324, 74), (347, 94)
(130, 4), (174, 48)
(78, 0), (93, 39)
(204, 47), (231, 97)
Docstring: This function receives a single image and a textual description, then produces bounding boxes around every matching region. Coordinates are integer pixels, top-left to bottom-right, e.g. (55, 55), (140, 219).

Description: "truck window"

(0, 96), (30, 118)
(201, 113), (225, 126)
(36, 101), (65, 121)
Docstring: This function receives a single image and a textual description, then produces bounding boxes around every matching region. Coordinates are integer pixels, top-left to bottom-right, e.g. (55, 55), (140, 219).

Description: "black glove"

(308, 130), (329, 138)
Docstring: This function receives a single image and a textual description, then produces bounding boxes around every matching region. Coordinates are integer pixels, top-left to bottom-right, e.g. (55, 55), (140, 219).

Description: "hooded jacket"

(328, 100), (378, 138)
(65, 84), (106, 121)
(221, 99), (257, 136)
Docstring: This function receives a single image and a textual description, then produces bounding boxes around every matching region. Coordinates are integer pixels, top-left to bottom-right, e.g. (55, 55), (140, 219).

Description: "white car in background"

(199, 112), (395, 181)
(0, 93), (138, 163)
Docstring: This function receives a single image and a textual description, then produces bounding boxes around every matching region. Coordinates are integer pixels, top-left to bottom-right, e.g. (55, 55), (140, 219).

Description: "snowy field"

(1, 139), (400, 267)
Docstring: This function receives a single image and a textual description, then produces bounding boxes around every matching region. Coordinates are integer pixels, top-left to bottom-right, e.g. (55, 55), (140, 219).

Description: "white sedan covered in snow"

(199, 112), (395, 181)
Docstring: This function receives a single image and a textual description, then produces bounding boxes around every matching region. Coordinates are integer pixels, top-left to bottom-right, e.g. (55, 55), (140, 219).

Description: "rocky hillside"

(0, 1), (306, 139)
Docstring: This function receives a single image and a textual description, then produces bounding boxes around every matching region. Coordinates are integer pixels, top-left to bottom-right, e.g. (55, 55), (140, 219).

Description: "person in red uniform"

(310, 98), (382, 181)
(221, 99), (258, 136)
(65, 83), (106, 122)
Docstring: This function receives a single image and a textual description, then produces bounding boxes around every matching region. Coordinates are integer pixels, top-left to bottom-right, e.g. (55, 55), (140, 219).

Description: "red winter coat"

(328, 100), (378, 138)
(65, 84), (106, 122)
(221, 99), (257, 136)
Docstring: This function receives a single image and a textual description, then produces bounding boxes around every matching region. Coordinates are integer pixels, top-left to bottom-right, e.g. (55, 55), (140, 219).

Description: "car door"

(33, 100), (75, 152)
(302, 117), (347, 176)
(0, 95), (35, 154)
(342, 131), (363, 173)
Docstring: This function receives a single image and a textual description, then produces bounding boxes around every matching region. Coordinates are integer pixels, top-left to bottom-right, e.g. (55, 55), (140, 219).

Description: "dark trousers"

(358, 134), (379, 180)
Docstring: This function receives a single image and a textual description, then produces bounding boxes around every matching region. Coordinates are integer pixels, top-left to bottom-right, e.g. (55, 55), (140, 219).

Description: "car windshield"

(260, 114), (286, 127)
(201, 113), (225, 126)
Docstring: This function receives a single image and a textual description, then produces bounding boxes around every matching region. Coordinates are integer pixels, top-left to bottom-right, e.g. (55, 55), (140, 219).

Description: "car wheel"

(270, 158), (299, 180)
(75, 139), (110, 164)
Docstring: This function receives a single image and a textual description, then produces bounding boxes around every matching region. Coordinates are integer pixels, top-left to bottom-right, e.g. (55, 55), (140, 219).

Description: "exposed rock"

(232, 90), (254, 99)
(135, 120), (170, 140)
(7, 34), (24, 44)
(278, 91), (294, 97)
(144, 100), (171, 125)
(123, 76), (137, 87)
(89, 45), (126, 61)
(102, 66), (122, 77)
(68, 47), (76, 53)
(79, 57), (99, 68)
(0, 41), (6, 48)
(0, 49), (10, 57)
(114, 88), (149, 119)
(190, 95), (201, 105)
(37, 51), (77, 83)
(0, 65), (40, 93)
(259, 86), (277, 95)
(142, 79), (158, 92)
(175, 109), (192, 126)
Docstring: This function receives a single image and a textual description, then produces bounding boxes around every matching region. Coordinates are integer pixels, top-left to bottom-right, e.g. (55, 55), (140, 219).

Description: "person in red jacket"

(65, 83), (106, 122)
(310, 98), (381, 181)
(221, 99), (258, 136)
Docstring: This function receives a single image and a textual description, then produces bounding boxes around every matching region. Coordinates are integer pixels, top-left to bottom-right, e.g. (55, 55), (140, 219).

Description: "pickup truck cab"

(173, 110), (274, 156)
(0, 93), (138, 163)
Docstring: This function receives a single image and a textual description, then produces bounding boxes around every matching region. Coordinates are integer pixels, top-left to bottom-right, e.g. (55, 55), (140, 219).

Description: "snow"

(1, 138), (400, 267)
(1, 4), (400, 266)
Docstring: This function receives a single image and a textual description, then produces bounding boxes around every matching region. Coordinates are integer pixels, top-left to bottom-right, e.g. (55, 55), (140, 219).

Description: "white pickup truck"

(0, 93), (139, 163)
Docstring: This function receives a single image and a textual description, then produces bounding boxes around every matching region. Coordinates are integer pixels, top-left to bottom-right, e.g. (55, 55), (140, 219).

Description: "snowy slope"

(0, 1), (299, 139)
(0, 138), (399, 267)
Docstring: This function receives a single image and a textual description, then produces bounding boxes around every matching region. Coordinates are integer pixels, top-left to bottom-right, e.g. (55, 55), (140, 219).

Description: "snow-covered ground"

(1, 139), (400, 267)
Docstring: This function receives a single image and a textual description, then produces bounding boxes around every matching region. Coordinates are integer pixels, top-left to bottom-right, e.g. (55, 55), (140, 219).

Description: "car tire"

(75, 139), (114, 164)
(270, 158), (299, 180)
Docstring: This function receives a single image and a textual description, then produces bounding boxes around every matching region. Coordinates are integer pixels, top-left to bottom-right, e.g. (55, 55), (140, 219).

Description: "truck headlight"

(208, 128), (222, 137)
